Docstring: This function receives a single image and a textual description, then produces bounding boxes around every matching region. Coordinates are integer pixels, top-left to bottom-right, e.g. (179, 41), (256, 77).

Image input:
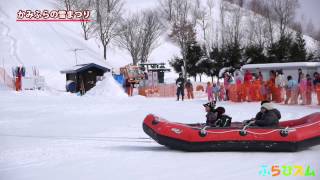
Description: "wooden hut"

(60, 63), (110, 94)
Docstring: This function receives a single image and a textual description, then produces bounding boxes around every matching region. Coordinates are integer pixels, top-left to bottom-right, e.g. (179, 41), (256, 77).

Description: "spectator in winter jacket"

(258, 70), (264, 81)
(244, 70), (253, 83)
(306, 74), (312, 105)
(212, 82), (220, 101)
(285, 76), (298, 104)
(176, 73), (185, 101)
(204, 101), (217, 126)
(298, 68), (303, 83)
(224, 72), (231, 100)
(313, 72), (320, 105)
(185, 79), (194, 99)
(313, 72), (320, 86)
(275, 70), (286, 103)
(219, 83), (225, 101)
(206, 82), (213, 102)
(251, 102), (281, 127)
(299, 73), (307, 105)
(243, 70), (253, 101)
(234, 71), (243, 85)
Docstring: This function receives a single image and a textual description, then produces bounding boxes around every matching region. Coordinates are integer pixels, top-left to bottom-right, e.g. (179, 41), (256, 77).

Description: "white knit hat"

(261, 102), (274, 110)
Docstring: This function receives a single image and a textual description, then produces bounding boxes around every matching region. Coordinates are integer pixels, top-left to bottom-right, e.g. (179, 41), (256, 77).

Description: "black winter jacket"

(254, 109), (281, 127)
(176, 77), (185, 89)
(206, 112), (218, 126)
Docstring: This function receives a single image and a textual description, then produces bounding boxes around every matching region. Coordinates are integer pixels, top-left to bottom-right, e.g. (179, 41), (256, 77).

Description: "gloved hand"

(243, 119), (255, 125)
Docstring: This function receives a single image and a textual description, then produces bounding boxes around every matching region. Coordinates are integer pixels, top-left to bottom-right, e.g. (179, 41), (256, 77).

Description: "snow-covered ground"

(0, 87), (319, 180)
(1, 0), (320, 179)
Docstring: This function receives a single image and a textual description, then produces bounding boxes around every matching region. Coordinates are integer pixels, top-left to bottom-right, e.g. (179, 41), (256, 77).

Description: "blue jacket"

(212, 86), (220, 93)
(287, 79), (298, 90)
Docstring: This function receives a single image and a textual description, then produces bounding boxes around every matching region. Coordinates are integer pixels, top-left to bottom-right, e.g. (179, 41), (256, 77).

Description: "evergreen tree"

(209, 47), (227, 75)
(268, 34), (293, 63)
(225, 40), (242, 69)
(169, 57), (183, 74)
(307, 52), (315, 61)
(244, 45), (267, 64)
(290, 30), (307, 62)
(169, 41), (204, 81)
(199, 57), (215, 82)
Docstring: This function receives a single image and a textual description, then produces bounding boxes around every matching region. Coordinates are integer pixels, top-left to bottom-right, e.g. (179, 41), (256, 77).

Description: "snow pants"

(177, 87), (184, 100)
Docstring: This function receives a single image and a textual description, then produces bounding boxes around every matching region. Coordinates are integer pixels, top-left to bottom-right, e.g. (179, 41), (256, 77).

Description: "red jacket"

(244, 72), (252, 83)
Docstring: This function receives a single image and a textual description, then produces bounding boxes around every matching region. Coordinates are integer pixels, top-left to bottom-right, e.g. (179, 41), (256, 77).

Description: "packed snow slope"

(0, 0), (180, 89)
(0, 91), (319, 180)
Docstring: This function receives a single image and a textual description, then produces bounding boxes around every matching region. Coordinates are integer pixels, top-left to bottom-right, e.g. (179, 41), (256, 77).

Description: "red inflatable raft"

(143, 113), (320, 152)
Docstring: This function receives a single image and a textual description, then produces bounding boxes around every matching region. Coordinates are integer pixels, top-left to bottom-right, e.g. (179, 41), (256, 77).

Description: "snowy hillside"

(0, 0), (319, 90)
(0, 0), (181, 89)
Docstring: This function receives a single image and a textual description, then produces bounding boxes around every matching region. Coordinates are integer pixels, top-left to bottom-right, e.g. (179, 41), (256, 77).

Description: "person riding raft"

(203, 101), (232, 127)
(244, 101), (281, 127)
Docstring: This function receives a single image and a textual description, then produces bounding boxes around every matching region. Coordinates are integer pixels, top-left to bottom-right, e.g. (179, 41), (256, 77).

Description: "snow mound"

(86, 73), (127, 99)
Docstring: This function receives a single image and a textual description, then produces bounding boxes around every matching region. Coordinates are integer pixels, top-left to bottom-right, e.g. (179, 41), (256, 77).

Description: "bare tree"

(140, 10), (164, 63)
(191, 0), (201, 25)
(58, 0), (75, 11)
(158, 0), (174, 22)
(263, 1), (275, 45)
(220, 2), (226, 47)
(249, 0), (265, 15)
(290, 21), (302, 32)
(226, 6), (242, 46)
(95, 0), (123, 60)
(117, 14), (141, 65)
(158, 0), (195, 78)
(117, 11), (163, 65)
(223, 0), (243, 7)
(305, 19), (315, 37)
(197, 8), (209, 45)
(271, 0), (299, 38)
(73, 0), (94, 40)
(168, 0), (194, 78)
(221, 1), (243, 47)
(206, 0), (214, 16)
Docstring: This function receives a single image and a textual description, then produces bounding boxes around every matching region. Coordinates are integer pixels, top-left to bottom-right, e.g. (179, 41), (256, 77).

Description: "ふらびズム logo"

(259, 165), (316, 177)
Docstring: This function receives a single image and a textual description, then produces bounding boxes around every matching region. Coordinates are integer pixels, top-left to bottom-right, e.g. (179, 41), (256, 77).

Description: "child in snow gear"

(212, 82), (220, 101)
(204, 101), (217, 126)
(206, 82), (213, 102)
(214, 107), (232, 127)
(285, 75), (298, 104)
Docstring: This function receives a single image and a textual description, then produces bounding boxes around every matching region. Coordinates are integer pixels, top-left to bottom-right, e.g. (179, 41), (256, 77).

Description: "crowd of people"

(203, 69), (320, 105)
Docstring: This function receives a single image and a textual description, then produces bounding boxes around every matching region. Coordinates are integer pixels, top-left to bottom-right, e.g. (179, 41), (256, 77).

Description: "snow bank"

(85, 73), (127, 99)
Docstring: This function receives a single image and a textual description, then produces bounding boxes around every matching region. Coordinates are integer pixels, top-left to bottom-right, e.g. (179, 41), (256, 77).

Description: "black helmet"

(203, 101), (216, 109)
(215, 107), (225, 115)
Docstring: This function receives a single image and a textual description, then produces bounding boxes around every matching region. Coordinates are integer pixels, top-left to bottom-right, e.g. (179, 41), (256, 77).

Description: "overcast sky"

(297, 0), (320, 29)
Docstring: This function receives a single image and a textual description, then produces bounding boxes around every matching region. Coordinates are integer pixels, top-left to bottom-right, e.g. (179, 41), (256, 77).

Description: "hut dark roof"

(60, 63), (110, 74)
